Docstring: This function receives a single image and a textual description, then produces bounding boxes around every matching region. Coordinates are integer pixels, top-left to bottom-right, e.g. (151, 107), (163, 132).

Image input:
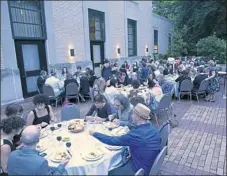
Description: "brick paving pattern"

(161, 105), (226, 175)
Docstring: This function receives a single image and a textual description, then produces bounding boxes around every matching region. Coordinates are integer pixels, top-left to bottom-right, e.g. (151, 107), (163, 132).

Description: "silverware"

(67, 150), (72, 157)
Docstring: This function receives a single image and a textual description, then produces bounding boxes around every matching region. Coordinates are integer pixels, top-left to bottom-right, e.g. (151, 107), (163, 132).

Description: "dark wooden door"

(15, 40), (47, 98)
(90, 41), (105, 77)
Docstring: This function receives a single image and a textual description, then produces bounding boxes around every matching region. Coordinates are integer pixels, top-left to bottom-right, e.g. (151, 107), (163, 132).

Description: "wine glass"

(50, 126), (55, 137)
(57, 123), (62, 131)
(57, 136), (62, 145)
(66, 142), (72, 155)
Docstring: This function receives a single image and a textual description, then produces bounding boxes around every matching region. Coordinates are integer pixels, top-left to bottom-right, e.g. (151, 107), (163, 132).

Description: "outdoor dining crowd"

(0, 56), (224, 175)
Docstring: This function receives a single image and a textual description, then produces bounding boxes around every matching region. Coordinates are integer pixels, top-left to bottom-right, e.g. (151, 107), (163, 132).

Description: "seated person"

(129, 79), (141, 98)
(4, 103), (24, 147)
(45, 69), (64, 97)
(146, 78), (163, 111)
(37, 70), (47, 94)
(93, 77), (106, 97)
(192, 67), (208, 90)
(111, 94), (133, 127)
(104, 78), (118, 105)
(61, 67), (69, 81)
(7, 125), (68, 175)
(118, 72), (129, 86)
(27, 94), (56, 128)
(89, 103), (161, 176)
(79, 74), (90, 100)
(64, 73), (79, 89)
(86, 94), (112, 122)
(1, 116), (25, 174)
(75, 66), (82, 77)
(157, 74), (174, 95)
(102, 59), (112, 81)
(175, 70), (191, 91)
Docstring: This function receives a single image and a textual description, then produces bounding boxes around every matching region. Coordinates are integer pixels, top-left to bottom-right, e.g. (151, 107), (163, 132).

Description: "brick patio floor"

(1, 82), (226, 175)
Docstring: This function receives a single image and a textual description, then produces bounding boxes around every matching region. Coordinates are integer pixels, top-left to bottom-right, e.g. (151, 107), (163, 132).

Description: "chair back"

(198, 80), (208, 92)
(157, 94), (172, 110)
(149, 146), (167, 175)
(130, 96), (145, 106)
(61, 103), (80, 121)
(43, 85), (55, 97)
(80, 76), (90, 94)
(180, 79), (193, 92)
(135, 168), (144, 176)
(159, 122), (170, 150)
(66, 82), (79, 96)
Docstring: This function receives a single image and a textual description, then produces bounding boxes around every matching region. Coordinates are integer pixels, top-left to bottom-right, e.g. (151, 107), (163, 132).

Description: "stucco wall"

(152, 12), (173, 54)
(1, 1), (24, 105)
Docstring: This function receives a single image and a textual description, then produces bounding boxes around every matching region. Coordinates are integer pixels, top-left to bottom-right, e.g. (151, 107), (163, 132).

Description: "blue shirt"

(7, 148), (65, 175)
(102, 67), (112, 81)
(93, 123), (161, 175)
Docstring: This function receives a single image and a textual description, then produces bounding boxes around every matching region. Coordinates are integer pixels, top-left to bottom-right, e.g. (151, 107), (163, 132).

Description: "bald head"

(21, 125), (40, 147)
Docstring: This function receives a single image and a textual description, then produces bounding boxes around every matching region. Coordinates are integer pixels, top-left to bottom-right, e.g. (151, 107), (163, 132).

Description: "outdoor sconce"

(70, 49), (75, 56)
(117, 48), (121, 54)
(146, 47), (148, 52)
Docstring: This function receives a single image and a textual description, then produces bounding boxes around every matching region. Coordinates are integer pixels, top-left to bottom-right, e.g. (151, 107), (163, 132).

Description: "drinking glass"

(57, 136), (62, 145)
(50, 126), (56, 137)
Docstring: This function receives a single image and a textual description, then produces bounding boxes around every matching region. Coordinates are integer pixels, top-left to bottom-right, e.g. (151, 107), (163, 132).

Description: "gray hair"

(21, 126), (40, 146)
(114, 94), (130, 110)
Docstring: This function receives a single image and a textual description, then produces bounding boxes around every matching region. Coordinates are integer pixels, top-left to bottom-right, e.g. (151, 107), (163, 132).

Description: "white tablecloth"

(39, 121), (124, 175)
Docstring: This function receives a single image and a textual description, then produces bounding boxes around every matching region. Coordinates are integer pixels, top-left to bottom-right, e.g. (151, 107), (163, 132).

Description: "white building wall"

(152, 12), (173, 54)
(1, 1), (24, 105)
(125, 1), (153, 57)
(50, 1), (85, 64)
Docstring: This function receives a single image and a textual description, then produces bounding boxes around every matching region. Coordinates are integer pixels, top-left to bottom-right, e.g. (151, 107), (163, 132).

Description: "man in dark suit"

(37, 70), (47, 93)
(175, 70), (191, 91)
(193, 67), (208, 90)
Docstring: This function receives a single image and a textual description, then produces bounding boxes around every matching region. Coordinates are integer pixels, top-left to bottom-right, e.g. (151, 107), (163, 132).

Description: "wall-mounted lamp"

(70, 49), (75, 56)
(146, 47), (148, 52)
(117, 48), (121, 54)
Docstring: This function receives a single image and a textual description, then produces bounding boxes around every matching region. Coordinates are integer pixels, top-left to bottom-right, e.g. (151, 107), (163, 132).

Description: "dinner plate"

(105, 145), (122, 151)
(81, 150), (103, 161)
(36, 144), (46, 153)
(103, 122), (119, 129)
(50, 151), (70, 163)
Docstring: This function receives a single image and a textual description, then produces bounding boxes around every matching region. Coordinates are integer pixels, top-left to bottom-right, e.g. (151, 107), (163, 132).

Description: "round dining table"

(38, 120), (126, 175)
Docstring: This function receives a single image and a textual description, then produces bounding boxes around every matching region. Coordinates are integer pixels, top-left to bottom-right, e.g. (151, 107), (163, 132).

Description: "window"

(154, 29), (158, 54)
(88, 9), (105, 41)
(8, 0), (46, 39)
(128, 19), (137, 56)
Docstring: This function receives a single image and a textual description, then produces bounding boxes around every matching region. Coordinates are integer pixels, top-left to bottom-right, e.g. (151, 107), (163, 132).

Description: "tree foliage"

(167, 26), (188, 57)
(153, 0), (226, 56)
(196, 34), (226, 63)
